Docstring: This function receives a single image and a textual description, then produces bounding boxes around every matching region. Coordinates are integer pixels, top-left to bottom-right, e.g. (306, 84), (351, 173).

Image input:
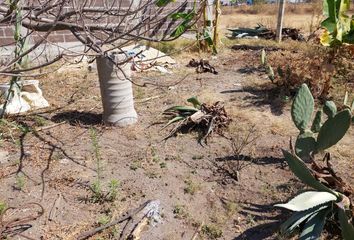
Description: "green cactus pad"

(267, 65), (275, 82)
(323, 101), (337, 118)
(291, 84), (314, 132)
(317, 109), (351, 151)
(311, 110), (323, 133)
(295, 131), (316, 158)
(261, 49), (266, 65)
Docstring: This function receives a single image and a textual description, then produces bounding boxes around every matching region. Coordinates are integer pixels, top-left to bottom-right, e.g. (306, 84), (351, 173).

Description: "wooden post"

(276, 0), (285, 42)
(213, 0), (220, 53)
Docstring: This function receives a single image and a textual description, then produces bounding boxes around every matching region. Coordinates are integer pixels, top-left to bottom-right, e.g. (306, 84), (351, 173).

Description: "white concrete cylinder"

(96, 53), (138, 127)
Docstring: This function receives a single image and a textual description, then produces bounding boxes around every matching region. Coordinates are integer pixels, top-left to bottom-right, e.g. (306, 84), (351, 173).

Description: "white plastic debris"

(0, 80), (49, 115)
(143, 200), (162, 225)
(122, 44), (176, 73)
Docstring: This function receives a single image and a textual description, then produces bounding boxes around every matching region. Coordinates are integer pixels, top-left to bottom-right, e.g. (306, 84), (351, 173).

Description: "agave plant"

(162, 97), (231, 144)
(162, 96), (201, 129)
(276, 150), (354, 239)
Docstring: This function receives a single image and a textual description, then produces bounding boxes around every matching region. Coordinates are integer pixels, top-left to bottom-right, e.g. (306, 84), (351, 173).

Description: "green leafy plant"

(320, 0), (354, 46)
(275, 84), (354, 239)
(107, 179), (120, 202)
(159, 0), (218, 53)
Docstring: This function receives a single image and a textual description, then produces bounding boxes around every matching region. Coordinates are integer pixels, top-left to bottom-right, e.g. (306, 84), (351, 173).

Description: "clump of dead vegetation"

(262, 48), (334, 99)
(222, 2), (322, 16)
(162, 97), (231, 145)
(259, 44), (354, 101)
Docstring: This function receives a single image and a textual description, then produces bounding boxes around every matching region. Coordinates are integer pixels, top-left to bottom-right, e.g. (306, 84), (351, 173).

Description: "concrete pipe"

(96, 53), (138, 127)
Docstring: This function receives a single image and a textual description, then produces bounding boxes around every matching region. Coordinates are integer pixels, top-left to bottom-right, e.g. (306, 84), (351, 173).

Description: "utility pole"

(276, 0), (286, 42)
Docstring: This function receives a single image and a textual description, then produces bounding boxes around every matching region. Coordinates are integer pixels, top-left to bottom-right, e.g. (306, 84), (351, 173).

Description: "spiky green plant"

(276, 150), (354, 240)
(162, 96), (201, 129)
(162, 97), (231, 144)
(291, 84), (352, 158)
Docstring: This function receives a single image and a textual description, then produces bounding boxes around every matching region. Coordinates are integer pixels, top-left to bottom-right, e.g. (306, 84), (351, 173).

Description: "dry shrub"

(265, 48), (335, 100)
(264, 44), (354, 100)
(333, 46), (354, 87)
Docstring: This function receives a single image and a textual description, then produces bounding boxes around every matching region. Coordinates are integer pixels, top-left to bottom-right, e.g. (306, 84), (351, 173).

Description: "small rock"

(0, 150), (9, 164)
(59, 158), (70, 164)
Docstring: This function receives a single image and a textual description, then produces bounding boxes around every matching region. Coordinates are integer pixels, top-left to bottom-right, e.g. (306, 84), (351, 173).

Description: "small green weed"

(15, 174), (26, 190)
(173, 204), (189, 219)
(201, 224), (223, 239)
(225, 201), (239, 217)
(184, 178), (200, 195)
(130, 161), (141, 171)
(97, 214), (111, 225)
(151, 146), (159, 163)
(107, 179), (120, 201)
(0, 201), (7, 214)
(88, 128), (119, 203)
(34, 115), (47, 126)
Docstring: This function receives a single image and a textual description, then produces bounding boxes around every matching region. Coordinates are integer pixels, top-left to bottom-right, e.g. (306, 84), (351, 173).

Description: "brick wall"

(0, 0), (192, 47)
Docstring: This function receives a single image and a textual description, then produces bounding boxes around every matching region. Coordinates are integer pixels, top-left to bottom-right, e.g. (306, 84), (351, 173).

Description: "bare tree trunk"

(96, 53), (137, 127)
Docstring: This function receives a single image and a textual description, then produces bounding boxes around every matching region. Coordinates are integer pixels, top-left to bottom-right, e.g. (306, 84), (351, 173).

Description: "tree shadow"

(215, 154), (286, 167)
(221, 86), (287, 116)
(51, 110), (102, 126)
(1, 118), (93, 198)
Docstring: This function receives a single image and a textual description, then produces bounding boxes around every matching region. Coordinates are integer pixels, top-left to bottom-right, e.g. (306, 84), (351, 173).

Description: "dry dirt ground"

(0, 6), (354, 240)
(0, 45), (353, 240)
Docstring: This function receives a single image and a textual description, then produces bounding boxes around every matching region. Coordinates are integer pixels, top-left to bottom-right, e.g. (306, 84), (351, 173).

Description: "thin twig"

(76, 200), (152, 240)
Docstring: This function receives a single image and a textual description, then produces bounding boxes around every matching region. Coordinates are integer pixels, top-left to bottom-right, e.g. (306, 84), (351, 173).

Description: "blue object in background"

(246, 0), (253, 5)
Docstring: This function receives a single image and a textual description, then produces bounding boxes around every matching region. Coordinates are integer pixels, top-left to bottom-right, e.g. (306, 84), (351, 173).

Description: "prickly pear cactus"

(323, 101), (337, 118)
(311, 110), (322, 133)
(295, 131), (316, 157)
(291, 84), (314, 132)
(291, 84), (352, 157)
(316, 109), (352, 151)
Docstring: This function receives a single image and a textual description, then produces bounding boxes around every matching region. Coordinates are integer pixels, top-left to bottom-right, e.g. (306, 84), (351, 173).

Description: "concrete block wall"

(0, 0), (191, 47)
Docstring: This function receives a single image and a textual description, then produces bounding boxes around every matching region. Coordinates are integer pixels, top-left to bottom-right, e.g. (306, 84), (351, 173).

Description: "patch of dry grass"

(222, 2), (322, 16)
(220, 2), (324, 34)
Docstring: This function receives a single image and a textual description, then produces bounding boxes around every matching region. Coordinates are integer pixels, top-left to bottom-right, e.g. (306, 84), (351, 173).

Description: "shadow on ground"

(221, 86), (287, 116)
(51, 110), (102, 126)
(210, 155), (286, 183)
(233, 203), (284, 240)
